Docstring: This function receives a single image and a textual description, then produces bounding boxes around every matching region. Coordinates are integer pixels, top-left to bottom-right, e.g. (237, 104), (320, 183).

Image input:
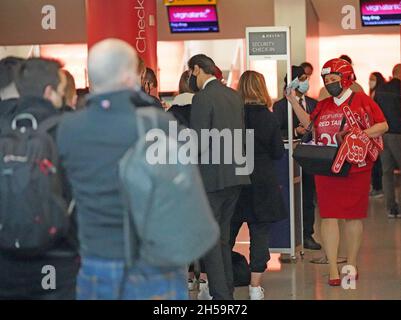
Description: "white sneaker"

(197, 280), (213, 300)
(249, 286), (265, 300)
(188, 278), (197, 291)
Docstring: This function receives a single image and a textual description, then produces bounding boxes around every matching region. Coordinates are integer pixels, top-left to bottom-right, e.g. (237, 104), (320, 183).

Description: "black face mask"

(142, 81), (151, 95)
(325, 81), (343, 97)
(188, 74), (199, 93)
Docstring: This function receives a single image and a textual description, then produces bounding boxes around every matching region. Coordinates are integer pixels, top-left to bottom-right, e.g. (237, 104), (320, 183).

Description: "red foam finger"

(332, 140), (349, 173)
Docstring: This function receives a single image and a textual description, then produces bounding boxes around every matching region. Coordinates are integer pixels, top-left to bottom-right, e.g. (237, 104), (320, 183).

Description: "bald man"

(375, 64), (401, 218)
(57, 39), (188, 300)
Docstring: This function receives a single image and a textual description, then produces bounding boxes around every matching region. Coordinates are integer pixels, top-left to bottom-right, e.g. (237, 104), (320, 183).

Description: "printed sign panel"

(248, 31), (287, 56)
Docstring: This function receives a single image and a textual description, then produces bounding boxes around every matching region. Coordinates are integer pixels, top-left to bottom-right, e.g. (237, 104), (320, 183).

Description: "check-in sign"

(248, 31), (287, 56)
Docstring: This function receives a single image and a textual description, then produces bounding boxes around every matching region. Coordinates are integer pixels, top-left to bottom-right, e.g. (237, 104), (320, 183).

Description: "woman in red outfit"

(287, 58), (388, 285)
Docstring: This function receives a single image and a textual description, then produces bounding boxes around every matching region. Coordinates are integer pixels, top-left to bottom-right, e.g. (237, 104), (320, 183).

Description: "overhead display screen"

(167, 5), (219, 33)
(360, 0), (401, 26)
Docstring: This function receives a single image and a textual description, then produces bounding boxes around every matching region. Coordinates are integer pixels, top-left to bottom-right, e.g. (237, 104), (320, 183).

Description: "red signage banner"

(86, 0), (157, 72)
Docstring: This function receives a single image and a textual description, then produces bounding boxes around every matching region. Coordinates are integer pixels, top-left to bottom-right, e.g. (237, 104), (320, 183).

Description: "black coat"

(234, 104), (286, 223)
(273, 95), (317, 139)
(0, 98), (18, 119)
(190, 79), (250, 192)
(0, 98), (18, 134)
(375, 78), (401, 134)
(167, 93), (193, 127)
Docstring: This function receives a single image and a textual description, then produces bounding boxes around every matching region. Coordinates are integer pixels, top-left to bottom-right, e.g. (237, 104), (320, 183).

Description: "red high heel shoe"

(328, 269), (341, 286)
(328, 278), (341, 286)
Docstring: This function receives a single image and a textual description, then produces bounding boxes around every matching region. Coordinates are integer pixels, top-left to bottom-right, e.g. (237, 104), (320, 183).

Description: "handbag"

(232, 251), (251, 287)
(292, 94), (355, 177)
(293, 142), (351, 177)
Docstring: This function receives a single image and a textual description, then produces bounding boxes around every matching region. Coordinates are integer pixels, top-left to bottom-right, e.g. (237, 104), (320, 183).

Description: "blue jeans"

(77, 257), (188, 300)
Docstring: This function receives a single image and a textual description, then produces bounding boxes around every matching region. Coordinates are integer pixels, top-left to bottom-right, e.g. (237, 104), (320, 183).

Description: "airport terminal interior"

(231, 198), (401, 300)
(0, 0), (400, 301)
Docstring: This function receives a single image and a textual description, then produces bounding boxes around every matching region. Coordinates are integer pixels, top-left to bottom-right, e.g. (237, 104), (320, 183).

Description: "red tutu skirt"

(314, 169), (371, 219)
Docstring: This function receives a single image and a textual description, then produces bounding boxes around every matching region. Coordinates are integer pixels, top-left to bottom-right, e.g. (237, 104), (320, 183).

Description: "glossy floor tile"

(192, 193), (401, 300)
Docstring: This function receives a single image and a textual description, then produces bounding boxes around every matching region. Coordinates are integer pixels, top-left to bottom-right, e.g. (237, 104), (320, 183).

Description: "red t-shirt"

(310, 91), (386, 173)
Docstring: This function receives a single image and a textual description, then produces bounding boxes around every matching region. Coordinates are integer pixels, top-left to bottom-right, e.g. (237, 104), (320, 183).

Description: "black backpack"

(232, 251), (251, 287)
(0, 113), (69, 256)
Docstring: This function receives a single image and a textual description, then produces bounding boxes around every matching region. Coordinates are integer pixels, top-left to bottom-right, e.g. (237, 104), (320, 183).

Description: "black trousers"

(188, 261), (206, 274)
(302, 172), (316, 239)
(371, 157), (383, 191)
(201, 185), (242, 300)
(230, 220), (271, 273)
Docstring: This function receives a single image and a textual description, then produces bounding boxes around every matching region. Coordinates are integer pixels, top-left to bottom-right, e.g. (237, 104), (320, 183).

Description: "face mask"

(369, 80), (376, 90)
(325, 81), (343, 97)
(188, 74), (199, 93)
(142, 81), (151, 95)
(298, 79), (309, 94)
(288, 78), (300, 90)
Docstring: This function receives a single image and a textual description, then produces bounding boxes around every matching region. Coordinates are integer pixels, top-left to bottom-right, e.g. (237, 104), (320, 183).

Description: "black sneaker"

(303, 237), (322, 250)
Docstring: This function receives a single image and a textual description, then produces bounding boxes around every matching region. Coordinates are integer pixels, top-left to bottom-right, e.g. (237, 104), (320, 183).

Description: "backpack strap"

(136, 107), (159, 137)
(120, 107), (161, 273)
(38, 115), (62, 133)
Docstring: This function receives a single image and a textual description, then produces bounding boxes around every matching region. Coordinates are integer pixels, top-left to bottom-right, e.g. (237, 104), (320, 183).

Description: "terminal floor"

(190, 195), (401, 300)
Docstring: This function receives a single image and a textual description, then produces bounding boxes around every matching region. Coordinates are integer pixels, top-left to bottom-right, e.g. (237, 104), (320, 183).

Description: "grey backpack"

(119, 107), (219, 267)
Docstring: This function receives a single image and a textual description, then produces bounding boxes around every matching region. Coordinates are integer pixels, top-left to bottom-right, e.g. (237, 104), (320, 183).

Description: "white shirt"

(171, 92), (194, 107)
(334, 88), (352, 106)
(202, 76), (217, 90)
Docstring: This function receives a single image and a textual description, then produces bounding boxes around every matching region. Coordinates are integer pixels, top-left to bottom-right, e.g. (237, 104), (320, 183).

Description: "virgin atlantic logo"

(173, 9), (212, 20)
(364, 1), (401, 12)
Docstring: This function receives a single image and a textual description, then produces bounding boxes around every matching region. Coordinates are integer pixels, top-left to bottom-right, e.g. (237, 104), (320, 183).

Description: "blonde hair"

(63, 69), (76, 102)
(237, 71), (272, 108)
(178, 70), (192, 94)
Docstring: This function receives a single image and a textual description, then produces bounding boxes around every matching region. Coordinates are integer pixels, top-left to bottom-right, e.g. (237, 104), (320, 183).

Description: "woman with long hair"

(231, 71), (286, 300)
(167, 70), (194, 127)
(369, 72), (386, 100)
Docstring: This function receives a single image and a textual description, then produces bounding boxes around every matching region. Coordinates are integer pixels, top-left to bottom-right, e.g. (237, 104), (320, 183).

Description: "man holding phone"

(273, 65), (321, 251)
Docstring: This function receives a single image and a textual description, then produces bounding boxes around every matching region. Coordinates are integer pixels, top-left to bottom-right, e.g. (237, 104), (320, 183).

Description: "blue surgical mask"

(288, 78), (300, 90)
(298, 79), (310, 94)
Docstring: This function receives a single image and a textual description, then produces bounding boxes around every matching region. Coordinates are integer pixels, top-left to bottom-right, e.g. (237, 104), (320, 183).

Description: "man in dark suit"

(273, 65), (321, 251)
(375, 64), (401, 218)
(189, 54), (250, 300)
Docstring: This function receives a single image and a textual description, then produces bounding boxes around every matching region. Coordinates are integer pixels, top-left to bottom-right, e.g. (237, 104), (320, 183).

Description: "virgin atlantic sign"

(168, 5), (219, 33)
(360, 0), (401, 26)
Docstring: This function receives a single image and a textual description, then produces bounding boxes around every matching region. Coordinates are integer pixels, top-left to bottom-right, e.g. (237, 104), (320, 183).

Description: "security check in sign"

(246, 27), (289, 60)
